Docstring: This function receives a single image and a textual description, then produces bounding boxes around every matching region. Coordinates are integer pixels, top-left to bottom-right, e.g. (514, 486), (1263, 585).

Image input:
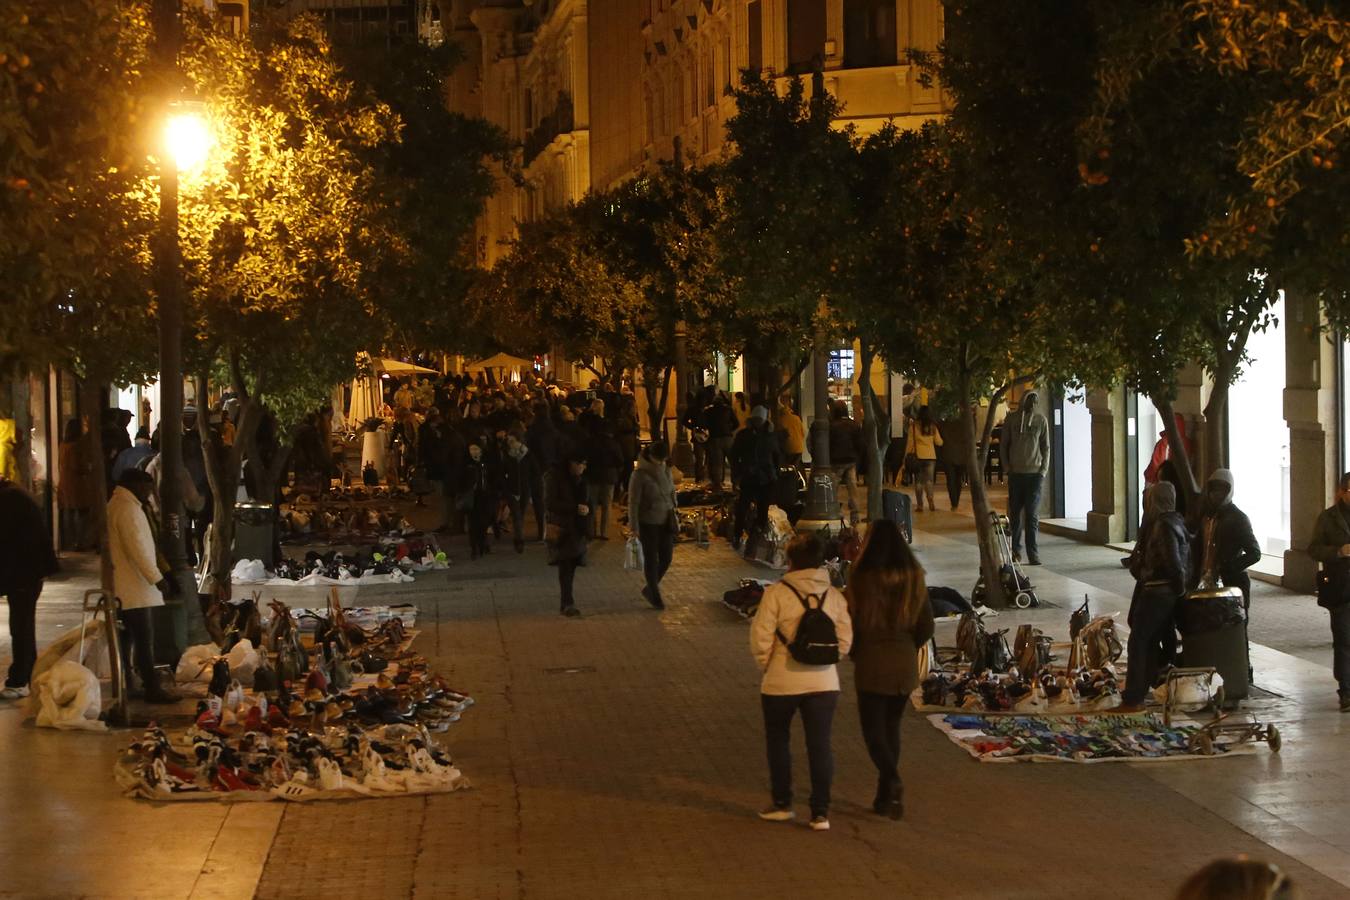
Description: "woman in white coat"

(107, 469), (176, 703)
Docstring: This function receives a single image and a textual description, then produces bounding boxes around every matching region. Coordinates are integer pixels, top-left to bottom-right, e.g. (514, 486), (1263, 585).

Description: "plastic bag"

(33, 660), (106, 731)
(227, 638), (261, 684)
(231, 558), (269, 584)
(175, 642), (222, 684)
(624, 536), (645, 572)
(1153, 670), (1225, 711)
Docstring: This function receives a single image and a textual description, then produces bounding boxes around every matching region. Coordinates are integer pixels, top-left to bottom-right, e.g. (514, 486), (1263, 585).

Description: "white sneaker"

(809, 816), (830, 831)
(758, 806), (795, 822)
(0, 685), (29, 700)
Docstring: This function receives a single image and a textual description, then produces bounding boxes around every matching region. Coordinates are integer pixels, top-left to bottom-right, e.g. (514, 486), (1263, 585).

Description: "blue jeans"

(762, 691), (838, 817)
(1331, 604), (1350, 695)
(1007, 473), (1043, 558)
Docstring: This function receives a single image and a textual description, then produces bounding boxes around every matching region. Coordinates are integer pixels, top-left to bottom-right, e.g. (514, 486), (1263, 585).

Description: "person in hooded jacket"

(1001, 390), (1051, 564)
(1306, 471), (1350, 711)
(628, 440), (679, 610)
(1120, 482), (1190, 710)
(1192, 468), (1262, 672)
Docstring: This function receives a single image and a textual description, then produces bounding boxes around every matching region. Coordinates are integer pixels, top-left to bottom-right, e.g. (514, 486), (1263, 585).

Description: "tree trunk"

(80, 379), (114, 592)
(774, 354), (811, 403)
(857, 340), (888, 523)
(1153, 395), (1201, 507)
(655, 364), (674, 442)
(962, 371), (1006, 608)
(1201, 376), (1230, 479)
(195, 370), (265, 603)
(967, 372), (1038, 608)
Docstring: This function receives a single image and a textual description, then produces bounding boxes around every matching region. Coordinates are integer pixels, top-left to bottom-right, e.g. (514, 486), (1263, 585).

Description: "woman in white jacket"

(750, 533), (853, 831)
(107, 470), (175, 703)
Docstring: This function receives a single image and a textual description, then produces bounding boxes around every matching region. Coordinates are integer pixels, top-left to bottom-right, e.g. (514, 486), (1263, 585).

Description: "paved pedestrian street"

(3, 511), (1350, 899)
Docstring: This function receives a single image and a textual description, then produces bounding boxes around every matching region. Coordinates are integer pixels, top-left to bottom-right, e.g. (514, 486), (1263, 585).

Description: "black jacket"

(0, 482), (58, 593)
(545, 466), (589, 564)
(829, 416), (864, 466)
(1192, 503), (1262, 589)
(1131, 510), (1190, 596)
(730, 424), (782, 487)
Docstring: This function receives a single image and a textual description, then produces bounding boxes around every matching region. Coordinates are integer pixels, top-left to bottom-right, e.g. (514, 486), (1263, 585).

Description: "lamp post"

(152, 0), (210, 649)
(672, 319), (694, 474)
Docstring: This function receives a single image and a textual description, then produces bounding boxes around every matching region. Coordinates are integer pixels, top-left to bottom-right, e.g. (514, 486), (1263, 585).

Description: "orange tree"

(844, 122), (1073, 605)
(1184, 0), (1350, 321)
(919, 0), (1287, 497)
(1, 0), (159, 583)
(175, 12), (405, 597)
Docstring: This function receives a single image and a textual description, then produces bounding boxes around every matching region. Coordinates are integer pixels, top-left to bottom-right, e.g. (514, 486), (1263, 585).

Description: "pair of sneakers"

(758, 806), (829, 831)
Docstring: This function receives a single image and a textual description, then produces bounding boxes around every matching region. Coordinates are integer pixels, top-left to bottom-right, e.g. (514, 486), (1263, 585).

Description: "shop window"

(844, 0), (897, 68)
(787, 0), (826, 74)
(747, 1), (763, 72)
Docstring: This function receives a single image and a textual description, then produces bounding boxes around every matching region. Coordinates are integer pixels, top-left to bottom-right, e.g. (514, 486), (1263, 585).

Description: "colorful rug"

(930, 712), (1261, 763)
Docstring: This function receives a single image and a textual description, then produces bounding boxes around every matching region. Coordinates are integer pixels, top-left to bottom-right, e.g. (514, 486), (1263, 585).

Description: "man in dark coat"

(1304, 471), (1350, 711)
(0, 477), (59, 698)
(1120, 482), (1190, 710)
(545, 454), (590, 617)
(729, 407), (782, 557)
(1192, 468), (1262, 678)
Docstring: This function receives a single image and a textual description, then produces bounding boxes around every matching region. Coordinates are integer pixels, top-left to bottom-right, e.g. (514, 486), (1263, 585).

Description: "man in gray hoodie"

(1001, 391), (1051, 564)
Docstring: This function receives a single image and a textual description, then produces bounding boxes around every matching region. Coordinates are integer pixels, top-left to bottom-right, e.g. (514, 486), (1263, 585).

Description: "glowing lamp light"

(164, 111), (211, 172)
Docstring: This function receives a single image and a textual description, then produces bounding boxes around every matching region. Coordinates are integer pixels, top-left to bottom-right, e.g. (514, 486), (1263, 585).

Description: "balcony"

(523, 91), (575, 166)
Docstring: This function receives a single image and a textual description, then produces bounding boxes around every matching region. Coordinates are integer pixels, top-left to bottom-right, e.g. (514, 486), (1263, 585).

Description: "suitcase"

(882, 488), (913, 542)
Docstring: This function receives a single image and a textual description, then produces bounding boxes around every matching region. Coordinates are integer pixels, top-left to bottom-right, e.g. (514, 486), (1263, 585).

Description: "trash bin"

(233, 502), (275, 568)
(1177, 586), (1248, 703)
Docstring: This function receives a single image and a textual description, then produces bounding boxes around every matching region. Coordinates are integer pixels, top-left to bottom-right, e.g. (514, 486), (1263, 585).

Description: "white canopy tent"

(346, 355), (439, 425)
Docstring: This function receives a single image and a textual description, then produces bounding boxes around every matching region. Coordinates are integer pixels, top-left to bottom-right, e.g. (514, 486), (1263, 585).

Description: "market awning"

(376, 358), (439, 376)
(467, 353), (534, 371)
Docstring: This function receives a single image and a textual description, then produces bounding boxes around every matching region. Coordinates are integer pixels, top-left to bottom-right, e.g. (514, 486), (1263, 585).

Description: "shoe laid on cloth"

(758, 806), (795, 823)
(0, 685), (29, 700)
(560, 606), (581, 618)
(808, 816), (830, 832)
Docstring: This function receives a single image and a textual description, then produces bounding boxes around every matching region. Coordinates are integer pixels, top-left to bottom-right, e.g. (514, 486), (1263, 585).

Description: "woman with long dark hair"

(845, 518), (934, 819)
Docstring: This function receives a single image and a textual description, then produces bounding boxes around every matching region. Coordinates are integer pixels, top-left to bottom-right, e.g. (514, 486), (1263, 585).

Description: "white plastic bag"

(231, 558), (269, 584)
(624, 536), (645, 572)
(1153, 670), (1225, 712)
(227, 639), (261, 683)
(175, 642), (222, 684)
(33, 660), (106, 731)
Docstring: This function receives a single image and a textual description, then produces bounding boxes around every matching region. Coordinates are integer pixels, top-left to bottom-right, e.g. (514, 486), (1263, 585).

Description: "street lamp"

(153, 100), (213, 653)
(163, 109), (211, 172)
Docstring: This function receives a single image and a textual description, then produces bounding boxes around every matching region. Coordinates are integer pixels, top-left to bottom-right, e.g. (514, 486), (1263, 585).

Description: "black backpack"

(776, 581), (840, 665)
